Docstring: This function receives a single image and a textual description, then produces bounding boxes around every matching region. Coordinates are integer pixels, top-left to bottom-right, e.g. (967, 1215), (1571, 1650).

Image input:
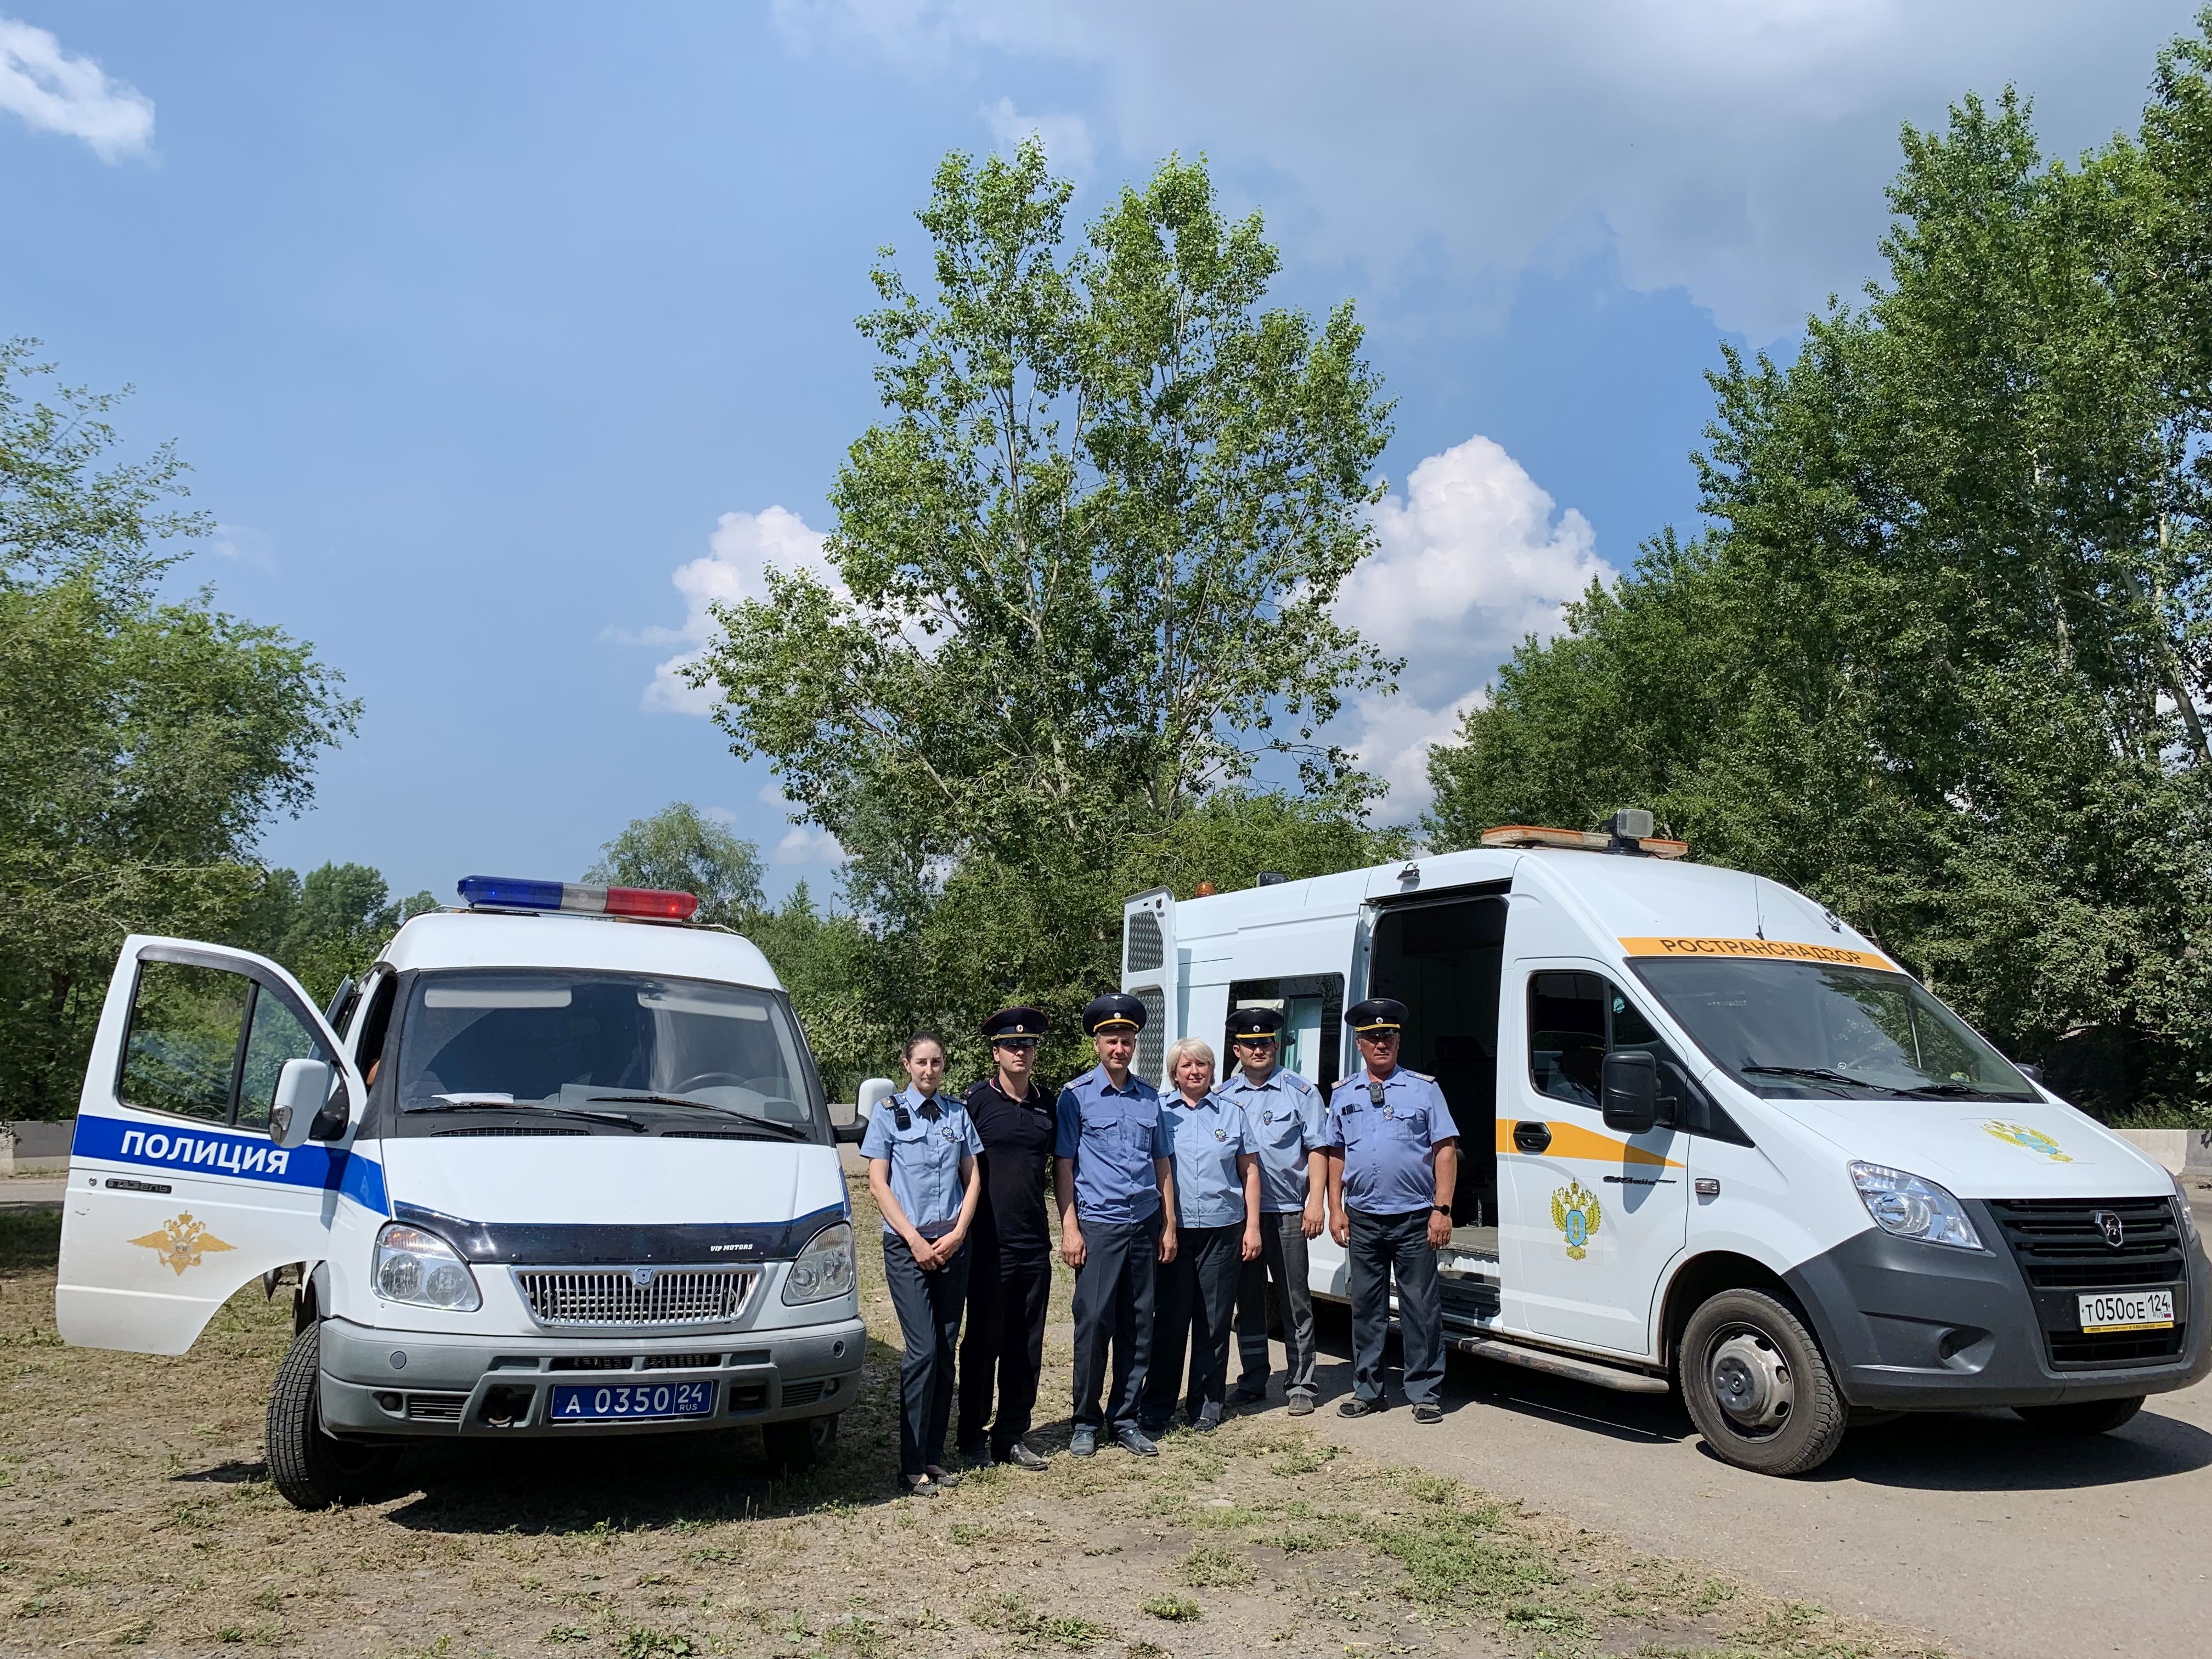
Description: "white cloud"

(982, 95), (1093, 173)
(0, 16), (153, 161)
(641, 505), (840, 715)
(208, 523), (276, 573)
(776, 823), (849, 866)
(775, 0), (2185, 338)
(1336, 433), (1612, 816)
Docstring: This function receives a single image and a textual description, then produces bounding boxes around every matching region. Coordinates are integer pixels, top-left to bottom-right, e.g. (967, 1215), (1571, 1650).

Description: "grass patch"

(969, 1593), (1113, 1651)
(1140, 1594), (1200, 1622)
(616, 1628), (696, 1658)
(1175, 1543), (1256, 1589)
(0, 1208), (60, 1275)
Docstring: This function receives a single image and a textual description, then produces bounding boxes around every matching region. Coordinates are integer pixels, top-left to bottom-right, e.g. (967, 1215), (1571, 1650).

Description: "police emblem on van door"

(127, 1213), (236, 1277)
(1981, 1121), (2072, 1162)
(1549, 1182), (1602, 1260)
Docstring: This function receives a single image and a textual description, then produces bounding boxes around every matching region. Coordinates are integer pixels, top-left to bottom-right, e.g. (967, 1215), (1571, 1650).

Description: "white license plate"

(549, 1381), (715, 1421)
(2077, 1289), (2175, 1333)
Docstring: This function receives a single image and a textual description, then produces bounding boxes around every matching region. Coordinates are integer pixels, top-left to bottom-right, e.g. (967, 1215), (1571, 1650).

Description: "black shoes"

(1115, 1425), (1160, 1457)
(1000, 1442), (1048, 1471)
(1412, 1402), (1443, 1424)
(1337, 1395), (1386, 1418)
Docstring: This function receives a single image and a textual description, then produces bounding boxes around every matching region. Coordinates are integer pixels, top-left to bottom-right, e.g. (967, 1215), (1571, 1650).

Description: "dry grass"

(0, 1194), (1948, 1659)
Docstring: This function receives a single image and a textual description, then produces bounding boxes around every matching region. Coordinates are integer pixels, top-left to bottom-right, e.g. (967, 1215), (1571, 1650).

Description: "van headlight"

(2174, 1173), (2200, 1246)
(783, 1221), (855, 1305)
(373, 1222), (483, 1311)
(1849, 1162), (1983, 1251)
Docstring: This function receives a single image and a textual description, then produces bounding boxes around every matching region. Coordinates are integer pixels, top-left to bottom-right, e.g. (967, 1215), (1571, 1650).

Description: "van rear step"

(1451, 1332), (1671, 1395)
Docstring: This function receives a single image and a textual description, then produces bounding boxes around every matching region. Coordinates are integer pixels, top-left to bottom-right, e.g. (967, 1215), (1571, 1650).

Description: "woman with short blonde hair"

(1141, 1034), (1259, 1435)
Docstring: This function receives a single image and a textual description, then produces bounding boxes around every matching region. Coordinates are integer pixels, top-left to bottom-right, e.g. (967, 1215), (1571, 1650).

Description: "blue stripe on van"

(71, 1113), (387, 1214)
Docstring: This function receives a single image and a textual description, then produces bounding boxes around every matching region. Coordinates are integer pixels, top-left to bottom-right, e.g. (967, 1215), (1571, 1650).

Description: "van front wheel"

(1679, 1289), (1847, 1477)
(266, 1322), (400, 1510)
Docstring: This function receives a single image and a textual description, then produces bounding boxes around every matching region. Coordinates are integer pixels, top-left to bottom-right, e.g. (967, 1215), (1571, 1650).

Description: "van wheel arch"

(1660, 1251), (1807, 1369)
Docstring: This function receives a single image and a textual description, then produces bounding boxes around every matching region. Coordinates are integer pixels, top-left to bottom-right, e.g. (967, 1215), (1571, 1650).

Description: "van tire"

(1679, 1289), (1847, 1477)
(763, 1412), (838, 1474)
(2013, 1396), (2144, 1436)
(267, 1322), (399, 1510)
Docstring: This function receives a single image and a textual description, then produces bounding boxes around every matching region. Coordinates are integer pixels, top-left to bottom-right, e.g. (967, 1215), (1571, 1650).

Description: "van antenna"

(1752, 879), (1767, 941)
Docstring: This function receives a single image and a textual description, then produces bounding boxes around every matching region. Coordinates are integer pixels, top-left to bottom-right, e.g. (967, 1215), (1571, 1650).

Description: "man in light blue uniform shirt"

(1217, 1005), (1329, 1414)
(1139, 1040), (1259, 1435)
(1325, 998), (1459, 1424)
(1054, 992), (1177, 1457)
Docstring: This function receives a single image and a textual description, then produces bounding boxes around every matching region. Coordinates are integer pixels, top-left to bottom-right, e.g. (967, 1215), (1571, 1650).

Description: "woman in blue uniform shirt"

(863, 1033), (984, 1496)
(1139, 1038), (1260, 1435)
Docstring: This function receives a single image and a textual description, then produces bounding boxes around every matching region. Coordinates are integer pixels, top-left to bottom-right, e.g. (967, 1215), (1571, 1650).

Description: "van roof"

(375, 910), (784, 990)
(1165, 845), (1889, 967)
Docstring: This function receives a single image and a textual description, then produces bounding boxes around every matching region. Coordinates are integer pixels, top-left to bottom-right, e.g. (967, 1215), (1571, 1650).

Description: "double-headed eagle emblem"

(127, 1212), (236, 1277)
(1982, 1121), (2071, 1163)
(1550, 1181), (1602, 1260)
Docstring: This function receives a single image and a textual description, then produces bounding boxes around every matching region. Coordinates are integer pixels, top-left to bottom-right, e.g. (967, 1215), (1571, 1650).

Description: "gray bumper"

(1784, 1215), (2211, 1410)
(317, 1315), (867, 1438)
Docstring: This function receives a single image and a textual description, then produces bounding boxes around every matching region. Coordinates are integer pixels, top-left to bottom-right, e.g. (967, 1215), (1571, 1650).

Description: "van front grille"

(515, 1267), (759, 1328)
(1986, 1196), (2184, 1288)
(405, 1392), (469, 1421)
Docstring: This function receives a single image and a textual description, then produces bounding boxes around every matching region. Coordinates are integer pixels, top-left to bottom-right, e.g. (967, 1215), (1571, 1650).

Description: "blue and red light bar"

(456, 876), (699, 922)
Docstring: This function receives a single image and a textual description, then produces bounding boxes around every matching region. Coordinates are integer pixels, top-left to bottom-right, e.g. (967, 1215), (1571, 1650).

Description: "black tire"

(266, 1322), (400, 1510)
(1679, 1288), (1848, 1476)
(762, 1412), (839, 1474)
(2013, 1395), (2145, 1435)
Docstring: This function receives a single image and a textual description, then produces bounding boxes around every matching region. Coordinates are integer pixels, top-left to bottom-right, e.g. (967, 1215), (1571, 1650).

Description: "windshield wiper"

(1740, 1065), (1882, 1091)
(405, 1100), (646, 1132)
(583, 1093), (812, 1140)
(1891, 1081), (2020, 1099)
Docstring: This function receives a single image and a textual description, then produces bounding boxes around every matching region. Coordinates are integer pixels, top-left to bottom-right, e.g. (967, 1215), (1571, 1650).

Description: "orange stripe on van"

(1620, 935), (1895, 972)
(1494, 1118), (1683, 1169)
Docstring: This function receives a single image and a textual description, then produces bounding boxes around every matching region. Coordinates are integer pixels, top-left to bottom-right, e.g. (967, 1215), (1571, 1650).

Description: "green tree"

(585, 802), (766, 926)
(688, 145), (1400, 1090)
(1425, 41), (2212, 1122)
(0, 342), (356, 1115)
(231, 863), (435, 1007)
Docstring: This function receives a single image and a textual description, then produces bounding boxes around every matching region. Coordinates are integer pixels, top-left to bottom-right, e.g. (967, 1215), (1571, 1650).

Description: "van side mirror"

(1601, 1050), (1660, 1135)
(836, 1076), (896, 1145)
(270, 1059), (332, 1149)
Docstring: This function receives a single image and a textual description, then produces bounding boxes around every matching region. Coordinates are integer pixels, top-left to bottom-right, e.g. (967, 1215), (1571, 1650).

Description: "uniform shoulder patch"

(1406, 1069), (1435, 1082)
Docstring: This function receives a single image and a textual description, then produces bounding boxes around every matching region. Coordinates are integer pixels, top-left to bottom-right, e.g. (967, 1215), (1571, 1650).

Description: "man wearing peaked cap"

(1054, 991), (1177, 1457)
(956, 1007), (1055, 1471)
(1325, 997), (1458, 1424)
(1217, 1003), (1330, 1415)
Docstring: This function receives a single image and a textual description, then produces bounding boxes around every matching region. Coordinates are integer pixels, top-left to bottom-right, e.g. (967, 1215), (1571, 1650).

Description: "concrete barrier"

(0, 1119), (74, 1176)
(2114, 1127), (2188, 1175)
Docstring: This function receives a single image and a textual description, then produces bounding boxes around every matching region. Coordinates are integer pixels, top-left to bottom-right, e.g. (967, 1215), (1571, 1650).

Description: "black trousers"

(1234, 1210), (1319, 1397)
(1347, 1207), (1444, 1406)
(1141, 1223), (1242, 1429)
(955, 1239), (1052, 1457)
(882, 1233), (970, 1480)
(1069, 1210), (1161, 1431)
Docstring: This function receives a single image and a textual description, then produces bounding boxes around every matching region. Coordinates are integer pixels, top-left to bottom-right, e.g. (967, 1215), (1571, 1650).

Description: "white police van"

(1121, 816), (2210, 1474)
(57, 877), (865, 1508)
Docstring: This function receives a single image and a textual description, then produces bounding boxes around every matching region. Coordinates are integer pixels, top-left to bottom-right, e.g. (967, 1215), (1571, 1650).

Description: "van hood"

(1760, 1094), (2170, 1200)
(376, 1135), (847, 1228)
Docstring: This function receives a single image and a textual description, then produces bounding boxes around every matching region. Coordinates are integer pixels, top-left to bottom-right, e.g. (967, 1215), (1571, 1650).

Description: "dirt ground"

(1, 1189), (1949, 1659)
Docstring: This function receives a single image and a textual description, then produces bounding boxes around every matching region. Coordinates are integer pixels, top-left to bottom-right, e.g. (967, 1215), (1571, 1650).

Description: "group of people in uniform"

(860, 990), (1460, 1496)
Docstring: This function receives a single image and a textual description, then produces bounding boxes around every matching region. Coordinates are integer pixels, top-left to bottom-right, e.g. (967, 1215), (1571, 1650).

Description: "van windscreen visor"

(393, 970), (822, 1132)
(1628, 958), (2038, 1103)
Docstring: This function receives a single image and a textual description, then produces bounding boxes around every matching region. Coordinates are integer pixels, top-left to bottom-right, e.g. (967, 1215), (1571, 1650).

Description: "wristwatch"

(1431, 1204), (1452, 1217)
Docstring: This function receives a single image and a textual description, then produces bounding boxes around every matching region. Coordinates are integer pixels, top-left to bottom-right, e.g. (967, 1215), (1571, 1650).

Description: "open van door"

(1121, 889), (1176, 1085)
(58, 937), (371, 1355)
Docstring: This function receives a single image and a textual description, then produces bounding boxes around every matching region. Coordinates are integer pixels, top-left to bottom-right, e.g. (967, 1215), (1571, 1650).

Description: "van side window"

(1528, 972), (1680, 1107)
(118, 962), (251, 1123)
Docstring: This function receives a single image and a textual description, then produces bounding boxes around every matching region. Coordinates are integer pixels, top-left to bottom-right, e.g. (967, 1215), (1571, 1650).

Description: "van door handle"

(1513, 1120), (1553, 1154)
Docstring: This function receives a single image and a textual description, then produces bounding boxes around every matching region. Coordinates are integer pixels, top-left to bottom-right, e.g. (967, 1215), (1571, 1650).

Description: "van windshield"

(392, 970), (822, 1133)
(1628, 958), (2038, 1103)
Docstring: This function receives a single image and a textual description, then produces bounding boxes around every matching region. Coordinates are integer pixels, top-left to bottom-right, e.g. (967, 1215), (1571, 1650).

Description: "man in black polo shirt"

(955, 1005), (1056, 1470)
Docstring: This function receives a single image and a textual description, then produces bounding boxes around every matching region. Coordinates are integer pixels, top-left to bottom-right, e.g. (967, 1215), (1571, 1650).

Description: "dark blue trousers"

(1347, 1207), (1444, 1406)
(1069, 1211), (1160, 1430)
(883, 1233), (970, 1480)
(1141, 1223), (1242, 1430)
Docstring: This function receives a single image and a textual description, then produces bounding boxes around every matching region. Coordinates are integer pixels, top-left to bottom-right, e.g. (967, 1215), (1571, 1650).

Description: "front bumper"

(1785, 1211), (2212, 1410)
(317, 1314), (867, 1438)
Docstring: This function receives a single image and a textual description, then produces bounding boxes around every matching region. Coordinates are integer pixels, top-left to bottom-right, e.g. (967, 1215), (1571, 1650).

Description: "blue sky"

(1, 1), (2195, 905)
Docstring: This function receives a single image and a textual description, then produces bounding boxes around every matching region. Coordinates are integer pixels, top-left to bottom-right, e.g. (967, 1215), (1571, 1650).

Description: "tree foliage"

(1426, 27), (2212, 1122)
(689, 147), (1404, 1094)
(586, 802), (766, 927)
(0, 343), (356, 1116)
(231, 864), (436, 1009)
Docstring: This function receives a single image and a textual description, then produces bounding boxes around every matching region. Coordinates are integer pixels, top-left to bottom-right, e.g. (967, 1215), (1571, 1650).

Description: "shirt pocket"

(1080, 1103), (1126, 1150)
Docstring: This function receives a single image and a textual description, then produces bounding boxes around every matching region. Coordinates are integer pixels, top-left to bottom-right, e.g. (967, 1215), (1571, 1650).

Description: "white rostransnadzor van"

(1121, 817), (2210, 1475)
(57, 877), (865, 1509)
